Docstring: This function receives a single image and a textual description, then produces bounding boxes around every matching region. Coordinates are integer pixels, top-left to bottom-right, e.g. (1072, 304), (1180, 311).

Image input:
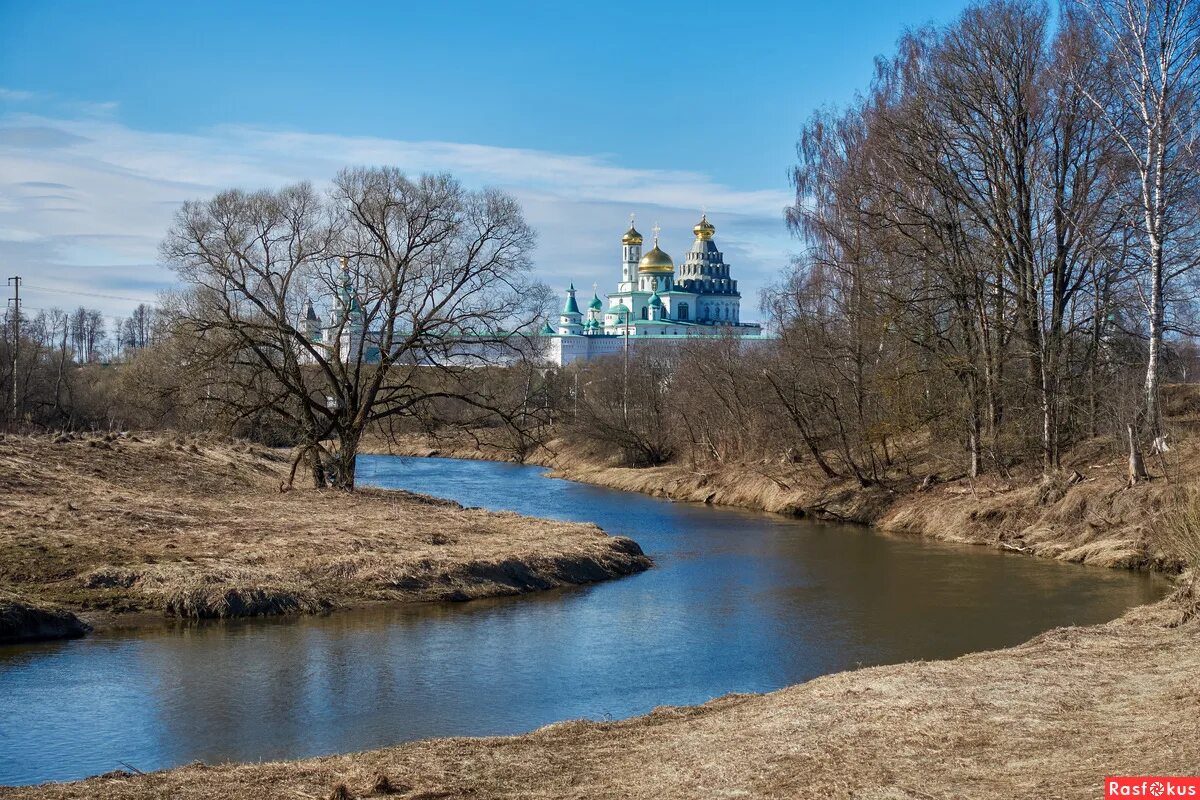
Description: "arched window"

(724, 306), (730, 320)
(678, 303), (689, 321)
(641, 306), (648, 320)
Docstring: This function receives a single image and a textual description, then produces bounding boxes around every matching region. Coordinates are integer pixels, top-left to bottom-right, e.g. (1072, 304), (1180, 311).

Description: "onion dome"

(638, 229), (674, 274)
(589, 292), (604, 311)
(693, 213), (715, 241)
(622, 223), (644, 245)
(609, 303), (632, 317)
(638, 245), (673, 273)
(648, 291), (662, 307)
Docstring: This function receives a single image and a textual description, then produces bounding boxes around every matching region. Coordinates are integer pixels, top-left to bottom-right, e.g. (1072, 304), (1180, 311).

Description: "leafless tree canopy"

(773, 0), (1200, 482)
(160, 168), (543, 489)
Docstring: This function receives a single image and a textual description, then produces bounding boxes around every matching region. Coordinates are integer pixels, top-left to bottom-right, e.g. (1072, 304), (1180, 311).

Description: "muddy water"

(0, 455), (1167, 786)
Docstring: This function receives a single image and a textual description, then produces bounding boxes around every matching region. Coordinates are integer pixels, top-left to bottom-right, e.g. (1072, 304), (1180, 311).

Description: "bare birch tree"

(1074, 0), (1200, 439)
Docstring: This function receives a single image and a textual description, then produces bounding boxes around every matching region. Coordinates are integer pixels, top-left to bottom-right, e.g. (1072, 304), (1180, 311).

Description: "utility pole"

(7, 275), (20, 423)
(622, 308), (630, 424)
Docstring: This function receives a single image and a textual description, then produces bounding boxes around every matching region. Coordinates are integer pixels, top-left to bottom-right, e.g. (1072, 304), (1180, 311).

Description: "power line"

(22, 283), (156, 304)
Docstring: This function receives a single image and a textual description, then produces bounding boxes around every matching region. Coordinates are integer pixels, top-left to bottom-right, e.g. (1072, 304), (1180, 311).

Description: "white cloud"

(0, 112), (794, 321)
(0, 87), (36, 102)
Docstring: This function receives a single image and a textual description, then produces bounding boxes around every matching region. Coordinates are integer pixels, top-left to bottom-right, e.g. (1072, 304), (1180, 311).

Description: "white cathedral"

(542, 214), (766, 365)
(296, 214), (769, 367)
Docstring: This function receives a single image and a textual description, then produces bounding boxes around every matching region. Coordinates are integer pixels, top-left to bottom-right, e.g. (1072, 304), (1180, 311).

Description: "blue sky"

(0, 0), (971, 323)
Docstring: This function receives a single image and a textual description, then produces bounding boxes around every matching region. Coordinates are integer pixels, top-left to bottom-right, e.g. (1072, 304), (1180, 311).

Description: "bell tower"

(621, 215), (642, 292)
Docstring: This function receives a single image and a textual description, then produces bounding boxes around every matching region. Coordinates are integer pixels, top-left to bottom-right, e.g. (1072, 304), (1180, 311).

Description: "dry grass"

(9, 579), (1196, 800)
(0, 433), (650, 632)
(1158, 488), (1200, 571)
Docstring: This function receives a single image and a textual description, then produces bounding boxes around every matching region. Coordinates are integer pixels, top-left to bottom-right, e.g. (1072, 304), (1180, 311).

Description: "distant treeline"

(0, 303), (176, 430)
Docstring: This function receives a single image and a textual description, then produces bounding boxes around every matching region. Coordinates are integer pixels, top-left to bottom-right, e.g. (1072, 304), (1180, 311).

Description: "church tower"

(679, 213), (740, 325)
(300, 300), (321, 342)
(620, 217), (642, 293)
(334, 256), (365, 362)
(558, 283), (584, 335)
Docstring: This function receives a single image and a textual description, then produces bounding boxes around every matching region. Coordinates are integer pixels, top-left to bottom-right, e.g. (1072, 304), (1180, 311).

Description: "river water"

(0, 455), (1166, 786)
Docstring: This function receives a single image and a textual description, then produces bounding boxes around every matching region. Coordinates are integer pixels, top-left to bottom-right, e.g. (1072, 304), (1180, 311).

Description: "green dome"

(648, 291), (662, 307)
(589, 293), (603, 311)
(609, 303), (631, 316)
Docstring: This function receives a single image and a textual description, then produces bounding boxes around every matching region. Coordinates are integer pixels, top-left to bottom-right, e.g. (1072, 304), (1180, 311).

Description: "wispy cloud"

(0, 111), (794, 321)
(0, 87), (36, 103)
(0, 125), (91, 149)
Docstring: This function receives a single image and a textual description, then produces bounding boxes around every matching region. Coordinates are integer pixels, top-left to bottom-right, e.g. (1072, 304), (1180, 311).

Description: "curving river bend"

(0, 455), (1166, 786)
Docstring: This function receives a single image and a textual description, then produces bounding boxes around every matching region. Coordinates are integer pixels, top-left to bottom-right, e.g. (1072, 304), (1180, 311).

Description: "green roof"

(588, 293), (603, 311)
(562, 285), (581, 316)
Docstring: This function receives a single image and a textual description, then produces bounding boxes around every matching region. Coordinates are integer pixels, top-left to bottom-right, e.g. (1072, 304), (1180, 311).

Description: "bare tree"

(162, 169), (542, 489)
(1074, 0), (1200, 438)
(570, 346), (676, 467)
(118, 303), (155, 355)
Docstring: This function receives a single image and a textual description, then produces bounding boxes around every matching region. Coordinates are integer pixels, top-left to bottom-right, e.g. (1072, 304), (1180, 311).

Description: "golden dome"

(638, 244), (674, 273)
(622, 224), (643, 245)
(693, 213), (715, 240)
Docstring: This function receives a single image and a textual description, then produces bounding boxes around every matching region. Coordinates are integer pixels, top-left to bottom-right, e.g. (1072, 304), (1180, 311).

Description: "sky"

(0, 0), (973, 325)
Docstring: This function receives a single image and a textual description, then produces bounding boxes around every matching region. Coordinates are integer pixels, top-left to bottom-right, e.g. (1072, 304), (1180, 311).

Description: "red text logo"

(1107, 778), (1200, 798)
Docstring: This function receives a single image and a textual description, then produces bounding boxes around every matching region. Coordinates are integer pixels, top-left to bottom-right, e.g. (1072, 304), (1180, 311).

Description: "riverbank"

(375, 431), (1187, 571)
(0, 433), (650, 642)
(0, 594), (90, 643)
(9, 575), (1195, 799)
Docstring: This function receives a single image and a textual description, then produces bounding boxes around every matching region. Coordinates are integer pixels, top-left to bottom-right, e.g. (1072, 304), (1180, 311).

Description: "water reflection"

(0, 456), (1166, 786)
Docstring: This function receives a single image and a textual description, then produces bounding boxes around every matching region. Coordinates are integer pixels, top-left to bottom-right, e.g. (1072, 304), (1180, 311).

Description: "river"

(0, 455), (1166, 786)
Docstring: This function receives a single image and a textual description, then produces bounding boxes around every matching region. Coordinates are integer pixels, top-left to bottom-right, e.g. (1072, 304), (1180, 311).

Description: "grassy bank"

(9, 577), (1195, 799)
(376, 428), (1191, 571)
(0, 433), (650, 641)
